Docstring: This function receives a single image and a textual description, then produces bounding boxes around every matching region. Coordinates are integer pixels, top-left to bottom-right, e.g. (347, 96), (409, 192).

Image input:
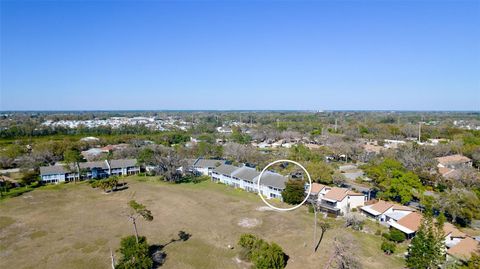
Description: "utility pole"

(418, 121), (422, 142)
(311, 200), (318, 253)
(334, 119), (337, 132)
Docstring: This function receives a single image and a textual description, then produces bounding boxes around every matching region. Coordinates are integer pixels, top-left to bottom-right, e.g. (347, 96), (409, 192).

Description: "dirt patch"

(256, 206), (275, 212)
(237, 218), (261, 228)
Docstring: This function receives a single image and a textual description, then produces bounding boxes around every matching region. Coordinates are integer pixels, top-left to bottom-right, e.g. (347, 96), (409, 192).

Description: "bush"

(381, 240), (396, 255)
(238, 234), (286, 269)
(388, 229), (406, 243)
(375, 229), (382, 236)
(116, 235), (153, 269)
(281, 180), (305, 205)
(382, 232), (391, 241)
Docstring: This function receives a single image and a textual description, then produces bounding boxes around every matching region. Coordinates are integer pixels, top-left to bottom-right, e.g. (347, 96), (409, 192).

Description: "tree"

(281, 180), (305, 205)
(306, 161), (334, 184)
(381, 240), (396, 255)
(128, 200), (153, 244)
(116, 235), (153, 269)
(406, 214), (445, 269)
(345, 213), (365, 230)
(20, 170), (39, 186)
(437, 188), (480, 226)
(326, 235), (362, 269)
(388, 228), (406, 243)
(363, 159), (424, 204)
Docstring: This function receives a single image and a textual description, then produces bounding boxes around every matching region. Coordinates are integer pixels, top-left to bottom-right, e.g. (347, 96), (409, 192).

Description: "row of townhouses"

(40, 159), (140, 183)
(361, 200), (479, 262)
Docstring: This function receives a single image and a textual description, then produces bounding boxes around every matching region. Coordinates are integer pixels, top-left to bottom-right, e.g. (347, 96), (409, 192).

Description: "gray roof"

(40, 165), (72, 175)
(255, 171), (287, 189)
(213, 164), (239, 175)
(110, 159), (138, 169)
(79, 161), (109, 170)
(231, 166), (260, 182)
(185, 159), (198, 166)
(194, 159), (226, 168)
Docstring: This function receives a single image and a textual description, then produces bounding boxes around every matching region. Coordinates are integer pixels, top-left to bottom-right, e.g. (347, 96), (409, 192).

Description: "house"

(435, 154), (472, 170)
(211, 164), (239, 185)
(387, 211), (422, 238)
(306, 183), (331, 203)
(211, 165), (288, 200)
(190, 158), (226, 176)
(446, 236), (480, 262)
(40, 164), (80, 184)
(254, 171), (287, 200)
(361, 200), (415, 223)
(318, 187), (365, 215)
(40, 158), (140, 184)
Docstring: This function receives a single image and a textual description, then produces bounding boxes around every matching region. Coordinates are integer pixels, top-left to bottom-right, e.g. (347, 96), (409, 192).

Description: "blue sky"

(1, 0), (479, 111)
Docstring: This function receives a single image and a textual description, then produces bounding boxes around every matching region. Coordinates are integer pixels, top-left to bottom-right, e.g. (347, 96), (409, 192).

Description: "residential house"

(443, 223), (480, 262)
(254, 171), (288, 199)
(318, 187), (365, 215)
(211, 164), (239, 184)
(361, 200), (415, 223)
(387, 211), (422, 239)
(436, 154), (472, 170)
(306, 183), (331, 203)
(40, 158), (140, 184)
(190, 158), (227, 176)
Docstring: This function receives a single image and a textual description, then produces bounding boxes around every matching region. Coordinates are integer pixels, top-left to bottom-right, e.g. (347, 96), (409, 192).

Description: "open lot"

(0, 176), (405, 269)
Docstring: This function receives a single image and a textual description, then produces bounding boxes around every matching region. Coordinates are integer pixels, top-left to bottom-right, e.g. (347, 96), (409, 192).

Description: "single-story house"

(436, 154), (472, 170)
(361, 200), (415, 223)
(387, 211), (422, 239)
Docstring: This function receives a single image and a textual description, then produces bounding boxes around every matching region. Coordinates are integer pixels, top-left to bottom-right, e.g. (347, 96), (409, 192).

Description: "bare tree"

(324, 235), (362, 269)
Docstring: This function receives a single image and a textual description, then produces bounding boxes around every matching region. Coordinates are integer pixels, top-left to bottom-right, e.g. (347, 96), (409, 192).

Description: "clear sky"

(1, 0), (479, 111)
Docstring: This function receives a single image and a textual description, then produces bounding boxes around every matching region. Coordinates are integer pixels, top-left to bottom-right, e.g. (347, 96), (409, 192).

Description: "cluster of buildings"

(41, 116), (192, 131)
(185, 158), (288, 200)
(361, 200), (479, 262)
(40, 159), (140, 183)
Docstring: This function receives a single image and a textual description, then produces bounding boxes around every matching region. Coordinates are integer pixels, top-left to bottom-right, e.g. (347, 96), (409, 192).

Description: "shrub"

(375, 229), (382, 236)
(116, 235), (153, 269)
(382, 232), (391, 240)
(308, 204), (314, 214)
(238, 234), (286, 269)
(381, 240), (396, 255)
(388, 229), (406, 243)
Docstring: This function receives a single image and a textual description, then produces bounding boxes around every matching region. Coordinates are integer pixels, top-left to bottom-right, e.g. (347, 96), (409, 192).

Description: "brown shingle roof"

(323, 187), (348, 201)
(370, 200), (395, 214)
(396, 212), (422, 232)
(435, 154), (471, 165)
(447, 237), (479, 260)
(443, 223), (466, 238)
(310, 183), (326, 194)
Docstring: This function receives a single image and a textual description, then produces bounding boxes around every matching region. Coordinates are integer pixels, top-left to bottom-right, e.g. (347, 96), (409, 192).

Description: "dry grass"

(0, 176), (404, 269)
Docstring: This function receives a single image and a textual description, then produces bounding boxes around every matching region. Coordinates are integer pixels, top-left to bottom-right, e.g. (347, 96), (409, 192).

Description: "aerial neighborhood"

(1, 111), (479, 269)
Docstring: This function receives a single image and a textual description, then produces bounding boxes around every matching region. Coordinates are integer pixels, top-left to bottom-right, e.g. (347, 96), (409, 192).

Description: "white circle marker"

(256, 159), (312, 211)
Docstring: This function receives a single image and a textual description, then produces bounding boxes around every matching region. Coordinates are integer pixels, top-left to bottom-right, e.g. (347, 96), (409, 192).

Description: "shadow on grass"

(149, 231), (192, 268)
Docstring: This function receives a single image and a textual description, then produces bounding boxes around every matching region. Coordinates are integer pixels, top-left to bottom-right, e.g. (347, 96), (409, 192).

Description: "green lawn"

(0, 176), (405, 269)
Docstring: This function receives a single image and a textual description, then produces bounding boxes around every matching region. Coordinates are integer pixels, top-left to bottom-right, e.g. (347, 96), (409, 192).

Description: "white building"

(316, 186), (366, 215)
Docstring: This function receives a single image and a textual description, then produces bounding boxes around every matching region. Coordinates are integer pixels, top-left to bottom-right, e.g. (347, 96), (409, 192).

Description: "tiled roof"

(40, 165), (73, 175)
(443, 223), (466, 238)
(447, 237), (479, 260)
(396, 212), (422, 232)
(435, 154), (471, 165)
(213, 164), (239, 175)
(310, 183), (326, 194)
(323, 187), (348, 201)
(231, 166), (260, 182)
(370, 200), (395, 214)
(194, 159), (226, 168)
(110, 159), (138, 169)
(255, 171), (287, 189)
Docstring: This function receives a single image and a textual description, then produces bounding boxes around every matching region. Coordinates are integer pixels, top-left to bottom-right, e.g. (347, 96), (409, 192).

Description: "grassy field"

(0, 176), (405, 269)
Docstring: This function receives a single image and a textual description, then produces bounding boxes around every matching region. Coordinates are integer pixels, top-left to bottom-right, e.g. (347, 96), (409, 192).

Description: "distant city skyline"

(1, 1), (479, 111)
